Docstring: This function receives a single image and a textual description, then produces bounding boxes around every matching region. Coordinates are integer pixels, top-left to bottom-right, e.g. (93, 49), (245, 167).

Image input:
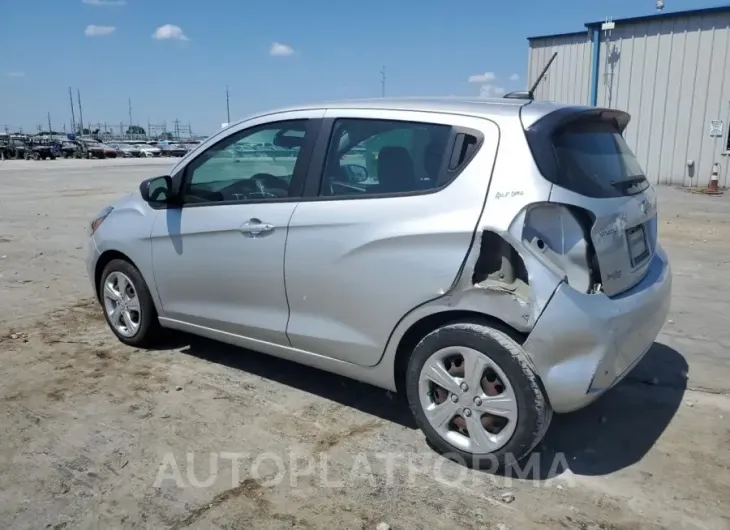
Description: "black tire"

(405, 320), (552, 471)
(99, 259), (161, 347)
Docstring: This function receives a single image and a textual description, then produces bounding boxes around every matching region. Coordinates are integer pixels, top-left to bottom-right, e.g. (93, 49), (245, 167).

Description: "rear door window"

(318, 119), (479, 198)
(551, 120), (649, 197)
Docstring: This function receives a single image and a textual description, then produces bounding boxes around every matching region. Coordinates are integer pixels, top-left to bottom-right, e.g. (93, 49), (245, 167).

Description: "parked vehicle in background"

(106, 144), (125, 158)
(0, 136), (29, 159)
(159, 143), (188, 157)
(80, 139), (106, 159)
(116, 144), (142, 158)
(0, 135), (12, 159)
(27, 138), (61, 160)
(60, 141), (83, 159)
(137, 144), (162, 157)
(98, 143), (118, 158)
(85, 97), (672, 469)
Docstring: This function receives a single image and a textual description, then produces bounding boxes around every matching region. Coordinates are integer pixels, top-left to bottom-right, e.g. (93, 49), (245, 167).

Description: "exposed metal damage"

(439, 197), (609, 340)
(439, 218), (562, 334)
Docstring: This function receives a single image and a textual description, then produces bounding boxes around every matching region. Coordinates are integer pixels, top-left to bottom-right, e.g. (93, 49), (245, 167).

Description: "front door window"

(183, 120), (309, 203)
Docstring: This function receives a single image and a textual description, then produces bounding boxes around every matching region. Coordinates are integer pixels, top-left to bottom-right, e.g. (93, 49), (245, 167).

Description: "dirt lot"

(1, 158), (729, 530)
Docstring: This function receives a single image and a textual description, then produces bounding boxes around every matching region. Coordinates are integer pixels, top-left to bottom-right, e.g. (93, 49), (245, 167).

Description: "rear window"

(551, 120), (649, 197)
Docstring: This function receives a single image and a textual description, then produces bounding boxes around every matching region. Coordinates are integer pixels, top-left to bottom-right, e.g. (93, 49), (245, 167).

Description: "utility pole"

(128, 98), (133, 133)
(77, 89), (85, 135)
(47, 112), (52, 135)
(381, 65), (386, 97)
(226, 85), (231, 124)
(69, 87), (76, 135)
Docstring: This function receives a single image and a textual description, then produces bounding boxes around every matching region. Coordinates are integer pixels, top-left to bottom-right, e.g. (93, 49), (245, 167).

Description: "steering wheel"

(249, 173), (289, 198)
(248, 190), (279, 199)
(219, 175), (277, 199)
(251, 172), (287, 188)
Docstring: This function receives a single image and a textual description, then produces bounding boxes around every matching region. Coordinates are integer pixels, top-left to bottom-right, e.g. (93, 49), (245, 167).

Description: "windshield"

(552, 120), (649, 197)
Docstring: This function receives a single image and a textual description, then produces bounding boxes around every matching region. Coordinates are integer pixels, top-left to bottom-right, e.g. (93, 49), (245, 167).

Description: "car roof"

(231, 96), (590, 130)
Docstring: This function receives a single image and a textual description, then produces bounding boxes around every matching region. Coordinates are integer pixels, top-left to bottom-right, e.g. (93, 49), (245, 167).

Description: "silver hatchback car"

(86, 97), (671, 468)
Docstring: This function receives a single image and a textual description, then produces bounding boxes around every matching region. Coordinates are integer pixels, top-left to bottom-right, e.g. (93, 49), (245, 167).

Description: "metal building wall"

(527, 33), (593, 105)
(596, 12), (730, 187)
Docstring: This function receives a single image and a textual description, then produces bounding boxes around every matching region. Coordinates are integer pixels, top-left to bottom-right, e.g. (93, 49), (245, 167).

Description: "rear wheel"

(406, 321), (552, 470)
(99, 259), (161, 347)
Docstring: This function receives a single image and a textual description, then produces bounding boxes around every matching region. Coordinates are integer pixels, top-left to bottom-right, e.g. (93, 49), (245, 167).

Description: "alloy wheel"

(102, 271), (142, 338)
(418, 346), (518, 453)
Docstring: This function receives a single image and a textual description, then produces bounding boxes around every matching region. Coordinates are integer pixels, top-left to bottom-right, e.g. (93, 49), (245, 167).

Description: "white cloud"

(82, 0), (126, 5)
(7, 71), (25, 78)
(509, 73), (520, 81)
(269, 42), (294, 56)
(479, 84), (506, 98)
(152, 24), (189, 41)
(85, 25), (116, 36)
(468, 72), (496, 84)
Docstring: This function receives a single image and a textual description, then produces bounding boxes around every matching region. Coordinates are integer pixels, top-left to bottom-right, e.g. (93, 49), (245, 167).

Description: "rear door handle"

(240, 218), (275, 237)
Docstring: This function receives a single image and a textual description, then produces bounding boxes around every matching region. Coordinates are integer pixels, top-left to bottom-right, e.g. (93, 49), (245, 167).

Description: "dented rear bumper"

(523, 244), (672, 413)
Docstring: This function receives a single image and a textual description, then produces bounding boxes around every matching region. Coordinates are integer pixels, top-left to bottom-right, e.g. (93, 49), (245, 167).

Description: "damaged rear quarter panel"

(381, 114), (563, 358)
(439, 113), (563, 332)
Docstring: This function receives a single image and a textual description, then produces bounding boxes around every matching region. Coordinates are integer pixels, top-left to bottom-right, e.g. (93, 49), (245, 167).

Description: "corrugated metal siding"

(596, 12), (730, 186)
(527, 34), (592, 105)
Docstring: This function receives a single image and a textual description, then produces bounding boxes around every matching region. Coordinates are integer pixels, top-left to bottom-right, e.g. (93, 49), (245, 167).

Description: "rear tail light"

(517, 202), (602, 293)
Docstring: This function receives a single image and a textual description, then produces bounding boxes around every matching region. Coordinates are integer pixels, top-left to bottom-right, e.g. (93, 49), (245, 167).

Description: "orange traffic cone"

(709, 163), (720, 193)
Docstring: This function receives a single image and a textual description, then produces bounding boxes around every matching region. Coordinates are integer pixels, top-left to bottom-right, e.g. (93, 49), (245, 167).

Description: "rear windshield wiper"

(609, 175), (646, 185)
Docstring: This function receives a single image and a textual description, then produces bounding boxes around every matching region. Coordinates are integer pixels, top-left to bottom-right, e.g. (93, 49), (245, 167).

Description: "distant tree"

(82, 128), (91, 135)
(126, 125), (146, 135)
(157, 132), (174, 141)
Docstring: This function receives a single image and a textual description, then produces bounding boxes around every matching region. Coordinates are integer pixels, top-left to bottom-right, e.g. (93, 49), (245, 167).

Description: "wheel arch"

(94, 250), (141, 301)
(392, 309), (528, 394)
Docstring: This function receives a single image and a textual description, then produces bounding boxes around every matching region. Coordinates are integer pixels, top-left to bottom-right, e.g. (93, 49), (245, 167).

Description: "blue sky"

(0, 0), (721, 135)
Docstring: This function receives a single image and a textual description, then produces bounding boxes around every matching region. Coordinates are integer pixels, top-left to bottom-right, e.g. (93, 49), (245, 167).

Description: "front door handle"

(240, 218), (275, 237)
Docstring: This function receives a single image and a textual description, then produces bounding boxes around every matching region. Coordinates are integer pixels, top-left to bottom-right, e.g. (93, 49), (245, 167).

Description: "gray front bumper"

(86, 236), (101, 297)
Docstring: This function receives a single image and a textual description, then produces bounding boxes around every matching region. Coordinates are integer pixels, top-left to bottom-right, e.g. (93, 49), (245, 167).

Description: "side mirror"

(140, 175), (175, 204)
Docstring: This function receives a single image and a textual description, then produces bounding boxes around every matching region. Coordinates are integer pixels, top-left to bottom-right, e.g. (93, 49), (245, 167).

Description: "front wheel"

(406, 321), (552, 470)
(99, 259), (161, 347)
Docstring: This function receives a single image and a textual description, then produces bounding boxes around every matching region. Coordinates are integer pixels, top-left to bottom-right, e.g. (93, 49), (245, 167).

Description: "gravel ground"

(1, 158), (729, 530)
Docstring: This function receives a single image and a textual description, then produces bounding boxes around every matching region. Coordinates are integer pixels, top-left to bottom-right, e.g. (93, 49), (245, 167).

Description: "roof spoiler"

(503, 51), (557, 101)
